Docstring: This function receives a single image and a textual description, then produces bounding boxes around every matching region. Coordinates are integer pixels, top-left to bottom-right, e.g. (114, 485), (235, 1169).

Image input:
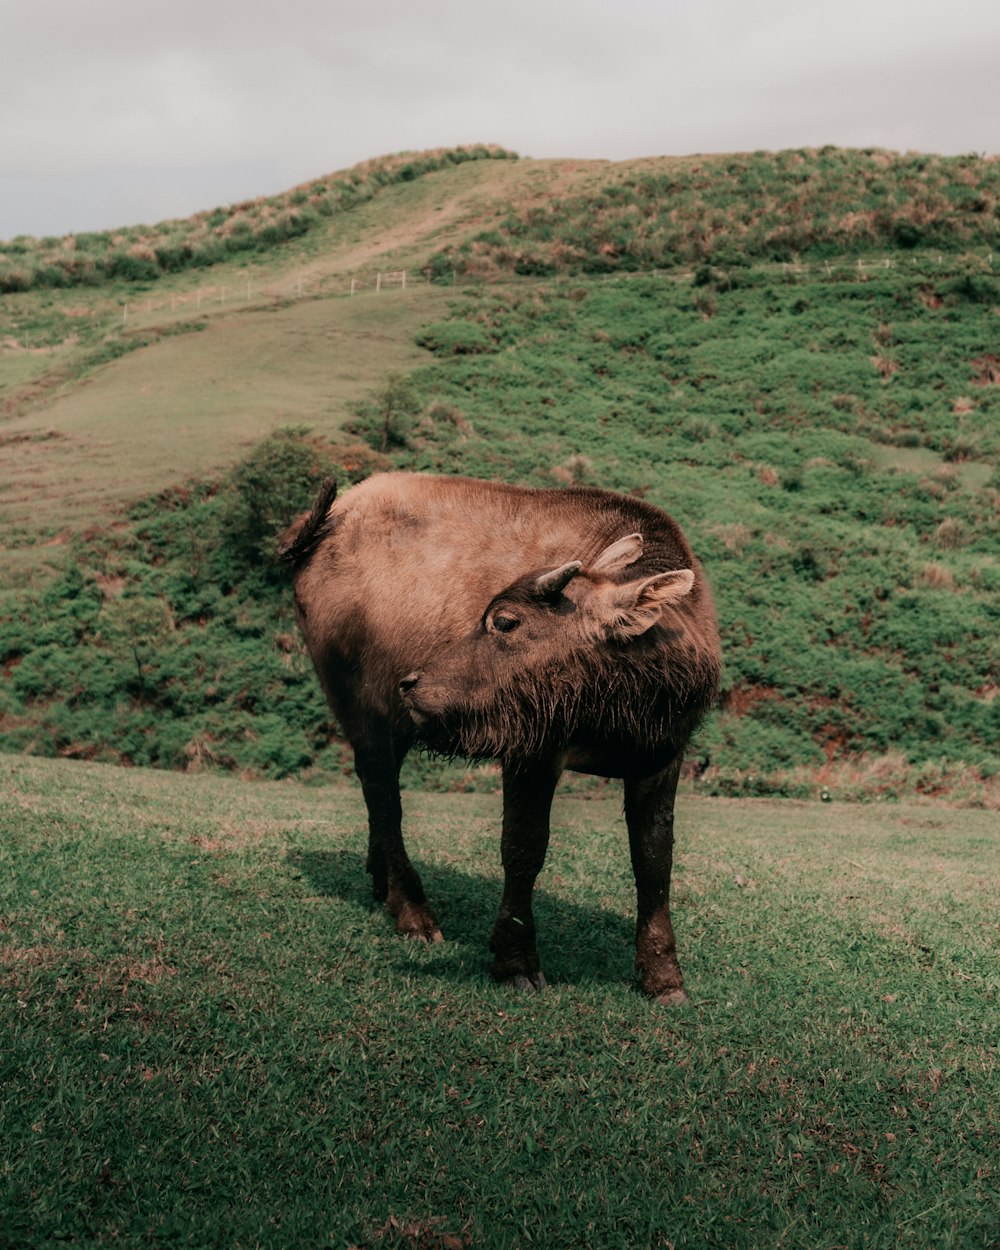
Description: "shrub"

(942, 269), (1000, 304)
(216, 428), (337, 574)
(422, 252), (458, 284)
(893, 221), (924, 249)
(551, 453), (594, 486)
(682, 416), (719, 443)
(98, 595), (175, 696)
(942, 434), (980, 462)
(0, 265), (34, 292)
(919, 562), (955, 589)
(415, 320), (493, 356)
(104, 250), (160, 282)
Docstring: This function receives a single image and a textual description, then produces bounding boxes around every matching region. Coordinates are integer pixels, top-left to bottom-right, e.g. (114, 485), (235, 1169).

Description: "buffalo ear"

(605, 569), (695, 638)
(590, 532), (643, 576)
(533, 560), (582, 600)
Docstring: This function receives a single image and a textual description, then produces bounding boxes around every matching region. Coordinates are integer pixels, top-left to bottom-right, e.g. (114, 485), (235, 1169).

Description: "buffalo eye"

(489, 611), (521, 635)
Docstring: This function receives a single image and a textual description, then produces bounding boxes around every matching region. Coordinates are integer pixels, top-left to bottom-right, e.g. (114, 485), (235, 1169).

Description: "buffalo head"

(399, 532), (695, 761)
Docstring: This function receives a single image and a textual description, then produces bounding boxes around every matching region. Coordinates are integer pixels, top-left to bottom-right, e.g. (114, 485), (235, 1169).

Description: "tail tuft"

(275, 477), (338, 570)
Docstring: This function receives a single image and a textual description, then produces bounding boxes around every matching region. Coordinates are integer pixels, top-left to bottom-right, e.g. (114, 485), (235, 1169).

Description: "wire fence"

(595, 249), (995, 284)
(101, 244), (996, 331)
(119, 267), (425, 326)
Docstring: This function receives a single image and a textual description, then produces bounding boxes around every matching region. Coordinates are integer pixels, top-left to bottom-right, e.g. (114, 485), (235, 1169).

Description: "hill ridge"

(0, 144), (518, 290)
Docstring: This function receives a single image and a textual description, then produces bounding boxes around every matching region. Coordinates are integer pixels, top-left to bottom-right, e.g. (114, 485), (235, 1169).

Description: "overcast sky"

(1, 0), (998, 240)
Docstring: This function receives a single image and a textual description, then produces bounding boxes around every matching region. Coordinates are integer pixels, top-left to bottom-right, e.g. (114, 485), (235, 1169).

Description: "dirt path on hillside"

(290, 159), (611, 283)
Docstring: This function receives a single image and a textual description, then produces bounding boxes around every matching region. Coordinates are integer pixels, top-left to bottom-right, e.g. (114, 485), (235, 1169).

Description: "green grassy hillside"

(397, 267), (1000, 783)
(0, 146), (998, 798)
(433, 147), (1000, 278)
(1, 147), (537, 581)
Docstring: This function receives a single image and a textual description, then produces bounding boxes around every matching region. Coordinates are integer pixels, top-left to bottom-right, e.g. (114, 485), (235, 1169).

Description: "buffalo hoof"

(653, 987), (691, 1007)
(508, 970), (548, 994)
(392, 902), (444, 944)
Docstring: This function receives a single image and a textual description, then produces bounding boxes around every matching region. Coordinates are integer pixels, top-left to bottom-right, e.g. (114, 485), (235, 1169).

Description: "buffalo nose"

(399, 672), (420, 695)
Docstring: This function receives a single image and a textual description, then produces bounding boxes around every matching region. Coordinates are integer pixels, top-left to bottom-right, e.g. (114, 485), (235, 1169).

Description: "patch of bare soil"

(971, 354), (1000, 385)
(326, 196), (472, 273)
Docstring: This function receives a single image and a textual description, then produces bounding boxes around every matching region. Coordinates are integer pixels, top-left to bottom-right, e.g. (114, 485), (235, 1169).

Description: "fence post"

(350, 278), (357, 296)
(123, 302), (128, 325)
(401, 270), (407, 290)
(376, 272), (382, 293)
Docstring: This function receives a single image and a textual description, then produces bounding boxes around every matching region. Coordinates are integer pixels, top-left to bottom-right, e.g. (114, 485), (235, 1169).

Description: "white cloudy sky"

(1, 0), (998, 239)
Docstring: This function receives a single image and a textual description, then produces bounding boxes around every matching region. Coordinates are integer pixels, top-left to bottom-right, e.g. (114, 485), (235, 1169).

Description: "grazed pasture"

(2, 754), (996, 1249)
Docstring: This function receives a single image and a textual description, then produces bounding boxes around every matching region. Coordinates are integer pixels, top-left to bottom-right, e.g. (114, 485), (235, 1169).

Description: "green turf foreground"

(1, 753), (997, 1249)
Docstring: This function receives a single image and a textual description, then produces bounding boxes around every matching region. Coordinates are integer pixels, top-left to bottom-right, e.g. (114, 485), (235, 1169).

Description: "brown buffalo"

(278, 472), (721, 1003)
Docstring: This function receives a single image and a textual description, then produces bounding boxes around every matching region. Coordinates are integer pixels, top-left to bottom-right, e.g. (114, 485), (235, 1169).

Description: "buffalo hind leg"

(624, 756), (688, 1005)
(489, 757), (563, 991)
(353, 736), (442, 944)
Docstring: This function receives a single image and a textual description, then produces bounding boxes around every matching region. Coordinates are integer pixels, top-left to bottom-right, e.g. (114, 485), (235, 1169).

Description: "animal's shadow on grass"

(292, 848), (638, 993)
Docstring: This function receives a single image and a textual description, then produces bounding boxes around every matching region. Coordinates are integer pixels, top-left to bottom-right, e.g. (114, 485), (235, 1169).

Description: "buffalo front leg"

(624, 756), (688, 1004)
(489, 758), (563, 991)
(353, 738), (442, 943)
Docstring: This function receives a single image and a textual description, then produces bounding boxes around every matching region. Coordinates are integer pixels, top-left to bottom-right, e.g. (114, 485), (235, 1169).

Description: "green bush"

(216, 427), (337, 575)
(416, 320), (494, 355)
(104, 250), (160, 282)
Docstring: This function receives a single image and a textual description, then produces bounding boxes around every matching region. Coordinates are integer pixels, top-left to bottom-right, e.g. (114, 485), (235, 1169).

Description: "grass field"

(2, 752), (997, 1249)
(0, 286), (453, 557)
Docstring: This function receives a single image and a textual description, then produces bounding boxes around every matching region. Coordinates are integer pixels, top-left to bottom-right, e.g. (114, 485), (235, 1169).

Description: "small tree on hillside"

(100, 595), (174, 700)
(347, 373), (421, 453)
